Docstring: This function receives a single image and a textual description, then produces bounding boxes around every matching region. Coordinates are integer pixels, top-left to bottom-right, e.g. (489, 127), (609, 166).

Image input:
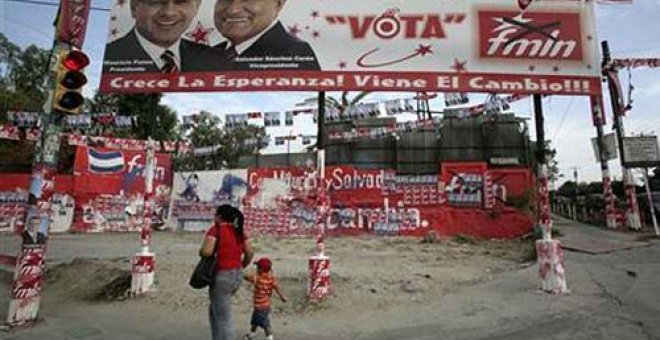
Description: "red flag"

(57, 0), (91, 48)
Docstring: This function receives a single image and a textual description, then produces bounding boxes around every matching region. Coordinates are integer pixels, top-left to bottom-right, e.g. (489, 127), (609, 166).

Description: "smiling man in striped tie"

(103, 0), (217, 74)
(211, 0), (320, 71)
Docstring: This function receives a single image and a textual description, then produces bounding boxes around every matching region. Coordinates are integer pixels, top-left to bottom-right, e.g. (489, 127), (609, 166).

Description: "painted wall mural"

(2, 146), (532, 238)
(170, 163), (533, 238)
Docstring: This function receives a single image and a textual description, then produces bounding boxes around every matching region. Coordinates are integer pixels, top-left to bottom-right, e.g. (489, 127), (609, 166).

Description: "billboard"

(100, 0), (601, 94)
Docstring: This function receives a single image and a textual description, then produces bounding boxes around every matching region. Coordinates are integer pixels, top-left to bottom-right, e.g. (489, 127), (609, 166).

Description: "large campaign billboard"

(100, 0), (601, 94)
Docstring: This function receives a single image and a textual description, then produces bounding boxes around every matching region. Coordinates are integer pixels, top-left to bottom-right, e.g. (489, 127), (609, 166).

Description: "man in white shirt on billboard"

(212, 0), (320, 70)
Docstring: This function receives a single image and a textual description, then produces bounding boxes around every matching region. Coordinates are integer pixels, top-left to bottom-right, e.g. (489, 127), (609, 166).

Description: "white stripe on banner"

(88, 148), (125, 173)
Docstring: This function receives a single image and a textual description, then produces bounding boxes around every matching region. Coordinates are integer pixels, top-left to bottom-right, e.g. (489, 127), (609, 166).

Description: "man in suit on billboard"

(103, 0), (216, 73)
(212, 0), (320, 70)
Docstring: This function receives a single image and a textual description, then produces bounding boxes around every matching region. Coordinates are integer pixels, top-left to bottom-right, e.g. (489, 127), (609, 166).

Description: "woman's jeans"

(209, 269), (242, 340)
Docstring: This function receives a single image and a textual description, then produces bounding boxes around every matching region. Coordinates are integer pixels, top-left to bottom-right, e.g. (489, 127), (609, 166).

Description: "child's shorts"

(250, 308), (271, 328)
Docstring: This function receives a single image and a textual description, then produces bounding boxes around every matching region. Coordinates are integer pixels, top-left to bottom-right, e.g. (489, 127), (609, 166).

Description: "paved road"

(1, 217), (658, 340)
(361, 216), (660, 340)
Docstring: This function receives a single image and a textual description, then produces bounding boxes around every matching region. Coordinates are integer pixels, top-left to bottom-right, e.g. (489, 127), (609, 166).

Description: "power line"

(551, 98), (574, 141)
(0, 0), (110, 11)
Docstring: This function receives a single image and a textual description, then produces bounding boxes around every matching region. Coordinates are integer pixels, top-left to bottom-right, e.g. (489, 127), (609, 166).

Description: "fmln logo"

(479, 11), (584, 61)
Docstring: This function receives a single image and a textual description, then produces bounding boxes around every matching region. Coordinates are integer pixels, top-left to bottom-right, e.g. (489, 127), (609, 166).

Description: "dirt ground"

(0, 232), (535, 338)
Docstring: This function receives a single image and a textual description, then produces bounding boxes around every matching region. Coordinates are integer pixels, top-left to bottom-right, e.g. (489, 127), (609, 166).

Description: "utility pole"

(602, 40), (641, 230)
(642, 168), (660, 236)
(591, 95), (617, 229)
(568, 166), (579, 220)
(533, 94), (568, 294)
(308, 91), (330, 301)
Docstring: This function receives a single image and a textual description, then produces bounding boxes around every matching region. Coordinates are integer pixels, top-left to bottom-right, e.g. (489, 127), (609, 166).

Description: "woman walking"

(200, 205), (254, 340)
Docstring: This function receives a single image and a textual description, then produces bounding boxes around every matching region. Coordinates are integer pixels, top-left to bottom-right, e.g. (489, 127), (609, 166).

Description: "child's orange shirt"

(246, 272), (278, 310)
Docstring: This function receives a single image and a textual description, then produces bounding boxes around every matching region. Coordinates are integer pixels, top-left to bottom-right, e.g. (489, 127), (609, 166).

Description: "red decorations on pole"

(130, 139), (156, 295)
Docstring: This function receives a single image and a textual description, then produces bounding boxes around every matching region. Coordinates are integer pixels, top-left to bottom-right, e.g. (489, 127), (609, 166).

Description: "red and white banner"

(101, 0), (601, 94)
(611, 58), (660, 70)
(68, 134), (191, 153)
(57, 0), (91, 48)
(74, 146), (172, 195)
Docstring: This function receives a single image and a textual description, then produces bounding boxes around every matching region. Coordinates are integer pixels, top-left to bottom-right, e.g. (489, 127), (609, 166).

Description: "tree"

(86, 91), (179, 141)
(173, 111), (266, 171)
(0, 33), (21, 86)
(0, 35), (50, 115)
(0, 35), (50, 171)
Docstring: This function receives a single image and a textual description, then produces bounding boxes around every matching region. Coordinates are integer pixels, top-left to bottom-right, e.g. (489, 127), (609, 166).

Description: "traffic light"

(53, 49), (89, 114)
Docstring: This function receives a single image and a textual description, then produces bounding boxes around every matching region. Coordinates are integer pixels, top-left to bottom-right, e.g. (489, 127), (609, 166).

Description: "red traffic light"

(62, 50), (89, 71)
(60, 71), (87, 89)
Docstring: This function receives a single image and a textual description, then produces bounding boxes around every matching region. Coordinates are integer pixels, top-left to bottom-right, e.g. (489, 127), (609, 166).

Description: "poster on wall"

(100, 0), (601, 94)
(168, 163), (534, 237)
(171, 170), (249, 230)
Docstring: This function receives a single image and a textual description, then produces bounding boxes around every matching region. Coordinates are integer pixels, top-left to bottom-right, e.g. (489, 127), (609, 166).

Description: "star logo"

(451, 58), (467, 72)
(493, 13), (531, 33)
(288, 24), (301, 38)
(185, 22), (213, 45)
(415, 44), (432, 56)
(357, 44), (434, 68)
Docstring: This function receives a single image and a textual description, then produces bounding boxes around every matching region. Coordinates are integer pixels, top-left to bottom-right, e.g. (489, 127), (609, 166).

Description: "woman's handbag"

(189, 225), (220, 289)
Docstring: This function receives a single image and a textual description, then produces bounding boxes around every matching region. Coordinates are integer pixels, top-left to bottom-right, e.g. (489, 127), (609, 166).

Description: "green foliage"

(173, 111), (266, 171)
(86, 91), (180, 141)
(0, 34), (50, 114)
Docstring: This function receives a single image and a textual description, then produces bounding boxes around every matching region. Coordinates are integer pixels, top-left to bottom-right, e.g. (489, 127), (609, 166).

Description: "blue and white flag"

(88, 148), (125, 174)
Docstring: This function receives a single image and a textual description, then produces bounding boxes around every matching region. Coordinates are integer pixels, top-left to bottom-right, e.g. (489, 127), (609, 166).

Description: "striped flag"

(88, 148), (125, 174)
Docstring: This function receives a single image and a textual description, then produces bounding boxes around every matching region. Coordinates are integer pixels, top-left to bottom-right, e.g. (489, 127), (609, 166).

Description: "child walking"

(244, 257), (287, 340)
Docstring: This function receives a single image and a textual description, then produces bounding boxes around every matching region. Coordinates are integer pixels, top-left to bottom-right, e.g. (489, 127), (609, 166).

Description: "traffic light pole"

(5, 43), (64, 326)
(602, 41), (641, 230)
(533, 94), (568, 294)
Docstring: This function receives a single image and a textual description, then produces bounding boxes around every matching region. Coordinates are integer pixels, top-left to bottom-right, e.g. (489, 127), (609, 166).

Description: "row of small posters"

(202, 93), (508, 130)
(5, 111), (136, 129)
(328, 118), (442, 142)
(191, 135), (317, 156)
(216, 98), (419, 129)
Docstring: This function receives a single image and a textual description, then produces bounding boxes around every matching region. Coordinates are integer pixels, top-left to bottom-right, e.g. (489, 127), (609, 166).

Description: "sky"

(1, 0), (659, 185)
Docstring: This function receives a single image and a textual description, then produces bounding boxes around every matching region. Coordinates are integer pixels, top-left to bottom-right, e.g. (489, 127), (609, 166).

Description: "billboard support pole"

(642, 168), (660, 236)
(591, 96), (617, 229)
(602, 40), (641, 230)
(130, 94), (158, 295)
(533, 94), (568, 294)
(309, 91), (330, 301)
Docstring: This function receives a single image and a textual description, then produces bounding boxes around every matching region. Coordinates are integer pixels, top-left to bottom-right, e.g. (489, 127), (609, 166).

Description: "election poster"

(100, 0), (601, 94)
